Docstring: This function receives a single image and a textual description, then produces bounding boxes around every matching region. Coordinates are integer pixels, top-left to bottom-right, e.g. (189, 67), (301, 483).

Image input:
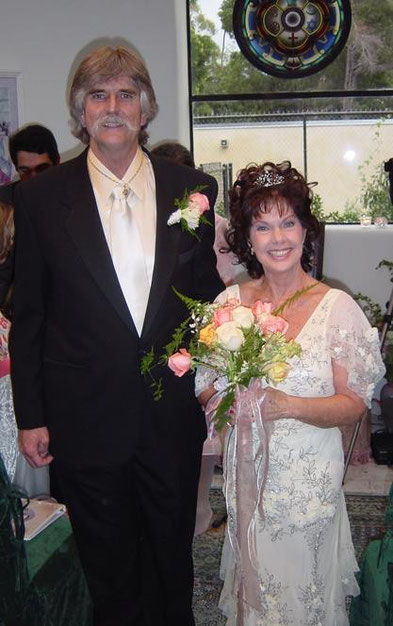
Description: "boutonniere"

(167, 186), (211, 238)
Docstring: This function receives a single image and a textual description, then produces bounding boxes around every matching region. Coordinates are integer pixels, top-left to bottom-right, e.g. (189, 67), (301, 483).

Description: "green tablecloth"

(26, 515), (73, 577)
(350, 482), (393, 626)
(25, 515), (93, 626)
(1, 513), (92, 626)
(350, 536), (393, 626)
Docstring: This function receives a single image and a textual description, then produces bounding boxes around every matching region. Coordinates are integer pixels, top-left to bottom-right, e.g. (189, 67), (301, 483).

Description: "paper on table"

(22, 498), (66, 541)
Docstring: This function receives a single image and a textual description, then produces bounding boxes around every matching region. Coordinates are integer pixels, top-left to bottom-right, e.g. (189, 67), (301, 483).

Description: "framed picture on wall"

(0, 72), (21, 184)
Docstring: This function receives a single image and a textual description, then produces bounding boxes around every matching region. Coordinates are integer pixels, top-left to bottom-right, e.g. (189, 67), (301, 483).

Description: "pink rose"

(252, 300), (288, 335)
(213, 305), (233, 327)
(252, 300), (273, 318)
(258, 314), (289, 335)
(189, 192), (209, 214)
(168, 348), (192, 377)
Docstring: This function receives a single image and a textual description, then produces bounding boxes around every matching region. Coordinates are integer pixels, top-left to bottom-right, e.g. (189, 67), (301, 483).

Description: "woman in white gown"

(196, 161), (385, 625)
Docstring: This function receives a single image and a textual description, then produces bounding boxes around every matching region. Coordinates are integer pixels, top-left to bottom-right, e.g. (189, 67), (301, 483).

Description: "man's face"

(81, 75), (147, 164)
(16, 151), (54, 181)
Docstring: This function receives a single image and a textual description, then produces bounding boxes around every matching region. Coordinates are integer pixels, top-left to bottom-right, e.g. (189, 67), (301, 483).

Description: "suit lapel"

(63, 151), (138, 334)
(141, 155), (181, 338)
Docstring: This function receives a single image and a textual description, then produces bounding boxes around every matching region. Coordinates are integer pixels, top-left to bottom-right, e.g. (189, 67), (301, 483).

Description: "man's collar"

(87, 147), (145, 202)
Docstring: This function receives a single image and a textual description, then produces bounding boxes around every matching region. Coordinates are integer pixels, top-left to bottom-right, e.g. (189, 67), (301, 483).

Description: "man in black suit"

(0, 125), (60, 311)
(10, 46), (223, 626)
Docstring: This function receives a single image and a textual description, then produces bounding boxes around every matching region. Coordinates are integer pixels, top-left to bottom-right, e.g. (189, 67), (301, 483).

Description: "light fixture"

(220, 139), (228, 148)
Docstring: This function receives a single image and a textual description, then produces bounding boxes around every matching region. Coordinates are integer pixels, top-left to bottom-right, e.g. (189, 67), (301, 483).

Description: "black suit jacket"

(10, 149), (224, 467)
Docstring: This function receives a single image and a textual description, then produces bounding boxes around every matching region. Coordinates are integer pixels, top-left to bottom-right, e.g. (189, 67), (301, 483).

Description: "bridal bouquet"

(141, 288), (303, 430)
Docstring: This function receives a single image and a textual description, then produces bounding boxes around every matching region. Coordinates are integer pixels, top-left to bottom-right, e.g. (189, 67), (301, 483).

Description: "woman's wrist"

(285, 394), (299, 420)
(198, 386), (216, 408)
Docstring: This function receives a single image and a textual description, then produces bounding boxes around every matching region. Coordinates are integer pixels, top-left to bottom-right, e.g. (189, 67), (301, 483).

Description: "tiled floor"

(343, 458), (393, 496)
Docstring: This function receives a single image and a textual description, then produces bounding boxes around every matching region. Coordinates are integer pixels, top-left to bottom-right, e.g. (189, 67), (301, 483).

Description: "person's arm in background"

(192, 173), (225, 302)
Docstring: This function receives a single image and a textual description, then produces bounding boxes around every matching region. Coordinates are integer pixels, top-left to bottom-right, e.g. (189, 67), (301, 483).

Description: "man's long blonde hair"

(69, 46), (158, 146)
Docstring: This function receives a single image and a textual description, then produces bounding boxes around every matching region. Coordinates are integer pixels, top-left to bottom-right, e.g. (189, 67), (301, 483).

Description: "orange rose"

(198, 323), (217, 347)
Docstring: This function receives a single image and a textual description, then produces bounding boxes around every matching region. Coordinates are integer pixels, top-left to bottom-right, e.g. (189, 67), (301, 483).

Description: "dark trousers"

(52, 426), (203, 626)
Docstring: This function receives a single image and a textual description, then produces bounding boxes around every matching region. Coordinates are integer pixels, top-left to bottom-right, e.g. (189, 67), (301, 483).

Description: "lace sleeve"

(327, 291), (385, 407)
(194, 284), (241, 397)
(195, 366), (217, 397)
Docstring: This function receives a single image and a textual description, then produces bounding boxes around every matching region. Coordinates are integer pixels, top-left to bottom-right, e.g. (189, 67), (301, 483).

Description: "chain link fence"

(194, 108), (393, 219)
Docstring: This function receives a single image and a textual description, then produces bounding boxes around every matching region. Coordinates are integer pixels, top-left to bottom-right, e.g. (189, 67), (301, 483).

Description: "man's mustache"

(92, 115), (138, 131)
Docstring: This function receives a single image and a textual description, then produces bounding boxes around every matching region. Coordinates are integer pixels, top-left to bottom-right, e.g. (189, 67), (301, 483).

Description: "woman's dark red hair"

(225, 161), (320, 278)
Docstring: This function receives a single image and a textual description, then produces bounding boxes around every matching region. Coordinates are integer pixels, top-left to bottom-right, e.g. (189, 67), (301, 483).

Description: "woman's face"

(248, 203), (306, 277)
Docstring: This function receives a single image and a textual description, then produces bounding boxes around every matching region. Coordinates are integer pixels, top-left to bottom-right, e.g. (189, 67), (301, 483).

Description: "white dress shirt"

(87, 147), (157, 330)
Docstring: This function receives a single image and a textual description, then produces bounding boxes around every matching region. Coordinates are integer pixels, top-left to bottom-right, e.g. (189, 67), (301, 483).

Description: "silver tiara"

(254, 171), (285, 188)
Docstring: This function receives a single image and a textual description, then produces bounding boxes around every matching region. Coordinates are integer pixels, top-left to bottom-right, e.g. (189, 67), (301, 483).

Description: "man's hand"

(18, 427), (54, 467)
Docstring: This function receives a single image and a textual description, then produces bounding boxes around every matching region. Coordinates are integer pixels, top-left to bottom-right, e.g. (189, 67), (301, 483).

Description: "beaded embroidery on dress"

(196, 286), (385, 626)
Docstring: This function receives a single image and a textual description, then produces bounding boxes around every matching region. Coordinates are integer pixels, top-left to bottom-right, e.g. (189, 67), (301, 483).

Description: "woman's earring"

(248, 242), (255, 256)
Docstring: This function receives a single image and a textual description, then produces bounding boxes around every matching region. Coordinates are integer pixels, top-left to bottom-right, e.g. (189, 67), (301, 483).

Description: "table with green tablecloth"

(24, 514), (93, 625)
(350, 483), (393, 626)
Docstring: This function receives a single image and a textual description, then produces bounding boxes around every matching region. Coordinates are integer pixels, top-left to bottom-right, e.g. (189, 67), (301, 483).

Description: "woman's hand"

(262, 360), (366, 428)
(262, 387), (291, 421)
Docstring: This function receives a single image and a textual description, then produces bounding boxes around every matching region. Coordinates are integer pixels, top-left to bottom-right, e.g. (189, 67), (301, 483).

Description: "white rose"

(231, 305), (254, 329)
(167, 208), (182, 226)
(216, 321), (245, 351)
(182, 206), (200, 229)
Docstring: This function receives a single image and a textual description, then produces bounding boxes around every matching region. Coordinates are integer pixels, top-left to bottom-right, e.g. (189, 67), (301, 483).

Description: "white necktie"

(110, 186), (150, 335)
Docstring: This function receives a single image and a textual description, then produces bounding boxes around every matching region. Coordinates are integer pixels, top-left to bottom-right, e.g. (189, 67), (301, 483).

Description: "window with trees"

(189, 0), (393, 222)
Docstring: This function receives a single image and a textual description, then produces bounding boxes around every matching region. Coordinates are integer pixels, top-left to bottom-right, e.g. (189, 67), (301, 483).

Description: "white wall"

(0, 0), (190, 161)
(323, 225), (393, 311)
